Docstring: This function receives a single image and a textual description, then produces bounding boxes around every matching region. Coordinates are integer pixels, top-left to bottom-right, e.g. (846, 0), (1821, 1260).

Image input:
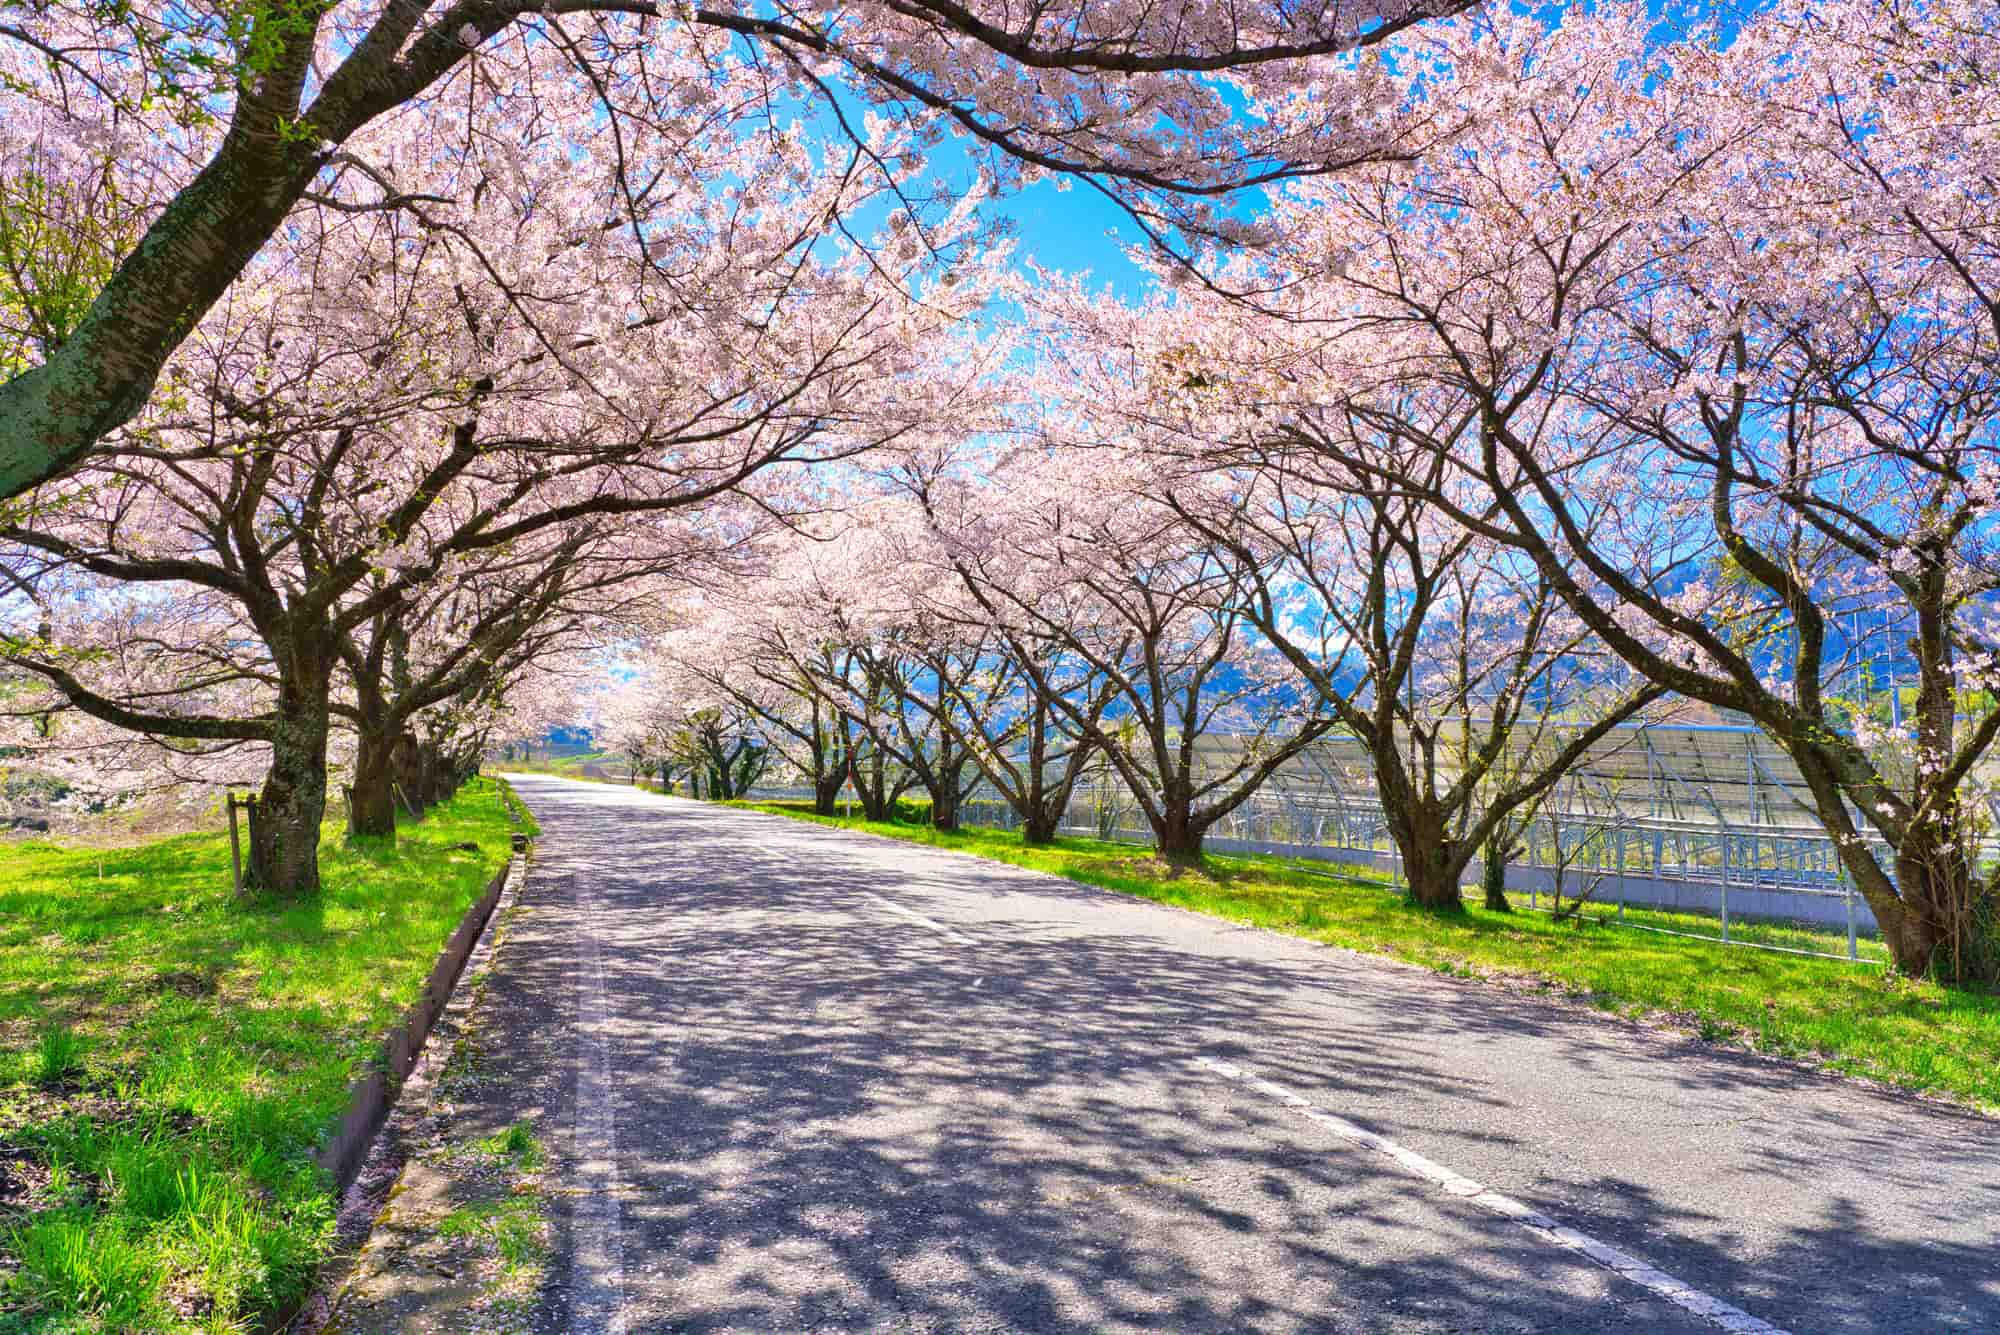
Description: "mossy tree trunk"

(247, 649), (334, 896)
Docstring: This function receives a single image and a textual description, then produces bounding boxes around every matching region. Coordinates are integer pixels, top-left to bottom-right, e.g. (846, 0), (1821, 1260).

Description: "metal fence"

(742, 721), (1913, 965)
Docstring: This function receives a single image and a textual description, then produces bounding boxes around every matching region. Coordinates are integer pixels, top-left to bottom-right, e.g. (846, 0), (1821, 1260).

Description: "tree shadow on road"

(488, 779), (2000, 1334)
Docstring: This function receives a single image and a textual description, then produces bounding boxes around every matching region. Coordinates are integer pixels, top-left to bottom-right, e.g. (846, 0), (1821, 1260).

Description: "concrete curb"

(278, 849), (532, 1334)
(315, 853), (518, 1195)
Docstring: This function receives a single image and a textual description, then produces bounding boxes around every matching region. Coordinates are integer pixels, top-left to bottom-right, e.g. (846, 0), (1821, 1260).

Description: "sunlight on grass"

(0, 777), (524, 1330)
(730, 799), (2000, 1115)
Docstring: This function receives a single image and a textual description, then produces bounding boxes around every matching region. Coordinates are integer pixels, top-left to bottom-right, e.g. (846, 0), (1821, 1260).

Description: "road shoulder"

(318, 858), (573, 1332)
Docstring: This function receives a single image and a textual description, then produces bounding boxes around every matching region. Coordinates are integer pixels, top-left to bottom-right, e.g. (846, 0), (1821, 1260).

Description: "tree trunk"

(1398, 808), (1466, 911)
(1018, 735), (1084, 846)
(1826, 784), (2000, 983)
(248, 699), (330, 897)
(422, 742), (452, 806)
(1481, 837), (1512, 912)
(814, 771), (843, 815)
(1887, 828), (1977, 981)
(1022, 811), (1060, 845)
(1016, 710), (1059, 845)
(930, 761), (965, 831)
(855, 748), (891, 822)
(1403, 852), (1465, 910)
(1154, 803), (1205, 864)
(0, 113), (327, 499)
(744, 746), (769, 795)
(349, 725), (399, 838)
(394, 734), (424, 815)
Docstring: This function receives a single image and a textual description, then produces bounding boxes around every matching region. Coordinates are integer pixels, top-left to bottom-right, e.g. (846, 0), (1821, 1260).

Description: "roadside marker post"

(1843, 866), (1857, 961)
(226, 792), (245, 895)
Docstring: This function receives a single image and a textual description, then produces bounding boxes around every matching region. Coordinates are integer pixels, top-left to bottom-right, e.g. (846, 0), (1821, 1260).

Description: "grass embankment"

(0, 777), (533, 1332)
(492, 750), (620, 780)
(729, 799), (2000, 1114)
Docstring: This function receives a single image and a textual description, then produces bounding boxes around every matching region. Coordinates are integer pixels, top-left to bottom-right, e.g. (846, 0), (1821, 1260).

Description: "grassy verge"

(728, 799), (2000, 1114)
(0, 777), (533, 1332)
(492, 751), (620, 781)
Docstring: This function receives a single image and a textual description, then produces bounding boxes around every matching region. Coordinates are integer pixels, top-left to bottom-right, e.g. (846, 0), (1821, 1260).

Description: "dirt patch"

(0, 1083), (149, 1136)
(150, 964), (225, 998)
(0, 1142), (54, 1213)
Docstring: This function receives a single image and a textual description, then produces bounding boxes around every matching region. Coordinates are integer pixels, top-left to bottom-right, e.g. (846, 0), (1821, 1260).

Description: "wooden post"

(1719, 834), (1731, 942)
(226, 793), (244, 895)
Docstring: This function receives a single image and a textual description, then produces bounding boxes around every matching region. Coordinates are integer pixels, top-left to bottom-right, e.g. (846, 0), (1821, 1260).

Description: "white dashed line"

(571, 876), (627, 1334)
(863, 891), (976, 945)
(1195, 1056), (1792, 1335)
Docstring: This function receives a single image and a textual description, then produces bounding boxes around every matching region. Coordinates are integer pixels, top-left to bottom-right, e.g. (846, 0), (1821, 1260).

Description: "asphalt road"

(490, 775), (1999, 1334)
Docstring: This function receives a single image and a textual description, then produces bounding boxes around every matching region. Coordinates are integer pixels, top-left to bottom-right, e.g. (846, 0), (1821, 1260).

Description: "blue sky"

(979, 0), (1741, 305)
(1004, 179), (1154, 301)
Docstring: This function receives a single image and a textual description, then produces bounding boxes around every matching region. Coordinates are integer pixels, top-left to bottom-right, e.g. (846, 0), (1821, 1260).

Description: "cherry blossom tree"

(336, 525), (653, 834)
(747, 547), (929, 822)
(0, 53), (994, 894)
(935, 445), (1336, 862)
(587, 673), (682, 786)
(0, 0), (1477, 498)
(647, 524), (905, 812)
(1186, 0), (2000, 976)
(745, 508), (986, 829)
(1176, 446), (1668, 910)
(1022, 252), (1677, 908)
(652, 613), (861, 810)
(676, 703), (772, 800)
(0, 595), (269, 813)
(863, 449), (1117, 842)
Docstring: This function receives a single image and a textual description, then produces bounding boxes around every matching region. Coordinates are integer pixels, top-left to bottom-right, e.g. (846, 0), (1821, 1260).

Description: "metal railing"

(741, 775), (1889, 963)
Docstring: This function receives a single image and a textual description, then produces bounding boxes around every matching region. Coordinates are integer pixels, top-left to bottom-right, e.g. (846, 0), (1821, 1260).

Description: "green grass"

(728, 799), (2000, 1115)
(494, 750), (621, 780)
(436, 1196), (545, 1271)
(471, 1121), (545, 1174)
(30, 1026), (83, 1089)
(432, 1122), (548, 1278)
(0, 776), (534, 1332)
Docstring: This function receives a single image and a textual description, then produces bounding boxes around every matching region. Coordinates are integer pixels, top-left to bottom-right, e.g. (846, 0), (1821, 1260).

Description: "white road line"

(863, 891), (977, 945)
(1194, 1056), (1792, 1335)
(571, 878), (626, 1334)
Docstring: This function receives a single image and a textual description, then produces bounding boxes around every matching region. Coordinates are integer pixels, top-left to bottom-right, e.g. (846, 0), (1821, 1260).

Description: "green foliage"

(473, 1120), (544, 1173)
(732, 799), (2000, 1113)
(0, 778), (520, 1329)
(105, 1139), (189, 1221)
(30, 1026), (82, 1088)
(0, 158), (136, 377)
